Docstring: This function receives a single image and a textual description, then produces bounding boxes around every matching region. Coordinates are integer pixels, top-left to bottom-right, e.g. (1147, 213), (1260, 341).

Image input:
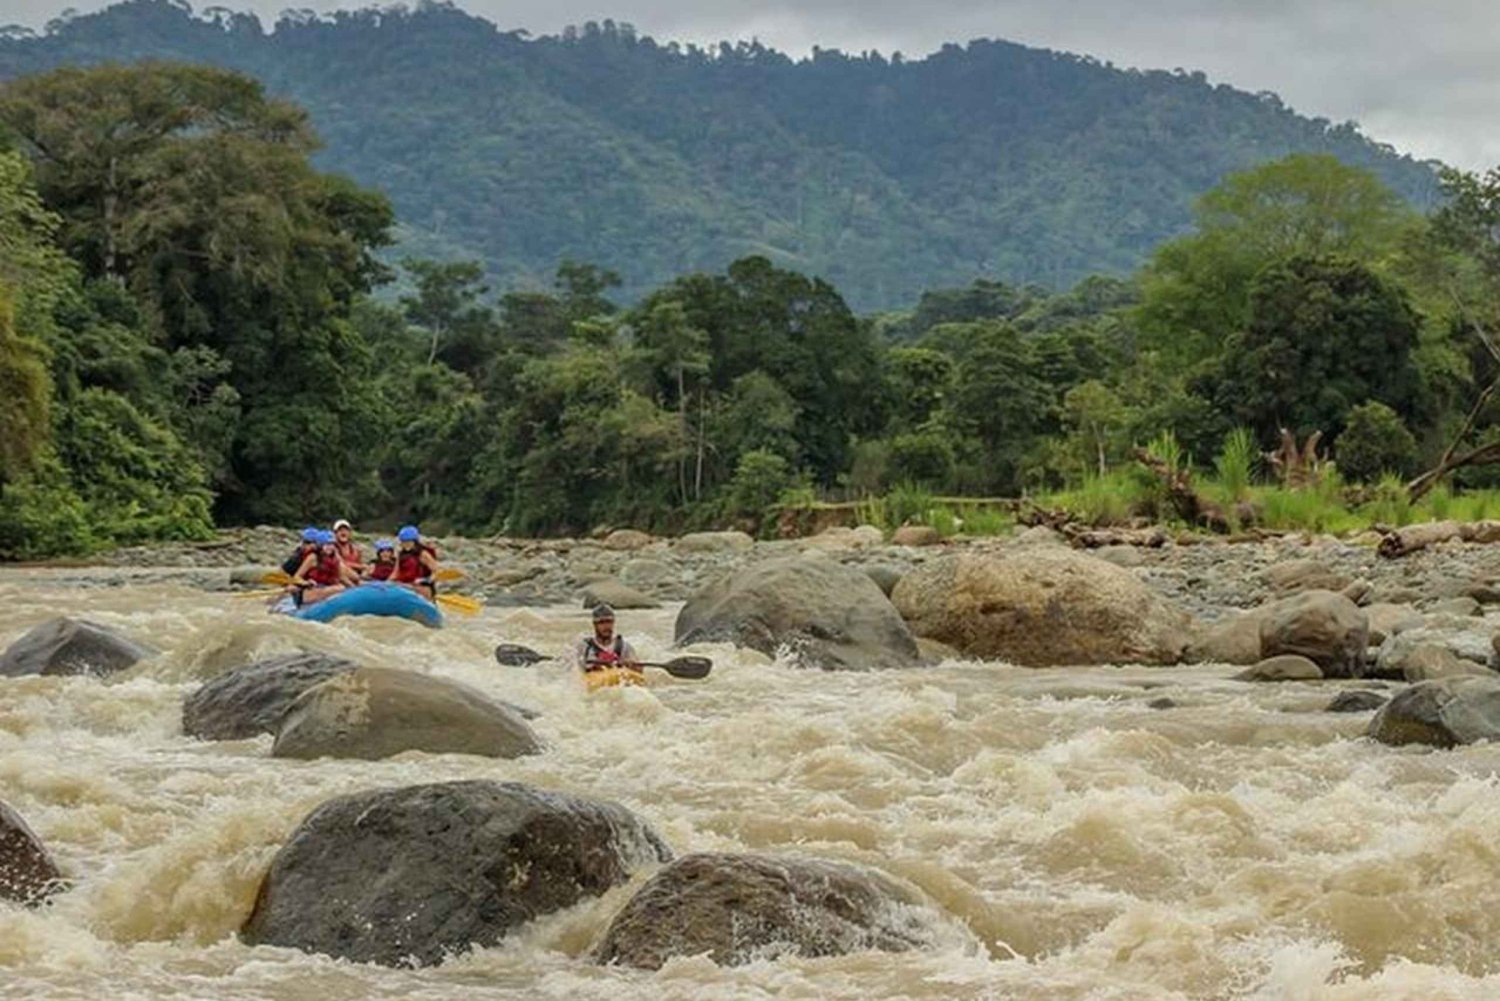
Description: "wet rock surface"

(183, 653), (360, 740)
(241, 780), (671, 966)
(0, 801), (63, 906)
(592, 852), (945, 969)
(0, 617), (156, 678)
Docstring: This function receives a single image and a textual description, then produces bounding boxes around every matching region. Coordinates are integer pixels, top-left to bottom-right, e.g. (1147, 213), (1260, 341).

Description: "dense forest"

(3, 59), (1500, 558)
(0, 0), (1440, 308)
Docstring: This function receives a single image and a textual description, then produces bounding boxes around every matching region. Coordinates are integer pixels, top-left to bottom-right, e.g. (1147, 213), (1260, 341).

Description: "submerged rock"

(182, 653), (359, 740)
(1234, 654), (1323, 682)
(675, 557), (921, 670)
(1326, 690), (1389, 713)
(1369, 676), (1500, 747)
(0, 618), (156, 678)
(242, 780), (670, 967)
(892, 549), (1191, 666)
(1258, 590), (1368, 679)
(0, 801), (63, 906)
(271, 668), (542, 760)
(592, 853), (943, 969)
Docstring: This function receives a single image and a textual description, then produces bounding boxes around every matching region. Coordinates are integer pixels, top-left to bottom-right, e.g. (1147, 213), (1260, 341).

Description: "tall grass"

(1214, 427), (1257, 502)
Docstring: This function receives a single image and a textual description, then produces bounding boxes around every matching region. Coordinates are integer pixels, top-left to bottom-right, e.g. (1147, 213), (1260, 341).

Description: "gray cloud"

(5, 0), (1496, 169)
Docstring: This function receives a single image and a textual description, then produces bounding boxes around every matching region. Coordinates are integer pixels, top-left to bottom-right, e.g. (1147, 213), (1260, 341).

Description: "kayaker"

(289, 529), (359, 606)
(280, 526), (320, 576)
(367, 538), (397, 581)
(332, 519), (366, 574)
(393, 525), (439, 599)
(575, 604), (640, 673)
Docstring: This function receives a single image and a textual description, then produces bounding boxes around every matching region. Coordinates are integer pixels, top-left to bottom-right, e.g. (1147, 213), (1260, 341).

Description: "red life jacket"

(369, 560), (395, 581)
(306, 553), (343, 586)
(335, 540), (363, 568)
(395, 545), (433, 584)
(584, 635), (624, 667)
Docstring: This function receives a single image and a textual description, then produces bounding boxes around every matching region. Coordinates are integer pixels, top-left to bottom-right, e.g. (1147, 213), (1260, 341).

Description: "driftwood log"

(1378, 519), (1500, 558)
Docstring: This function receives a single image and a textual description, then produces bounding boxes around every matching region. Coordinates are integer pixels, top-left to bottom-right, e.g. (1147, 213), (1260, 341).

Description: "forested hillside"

(0, 0), (1439, 307)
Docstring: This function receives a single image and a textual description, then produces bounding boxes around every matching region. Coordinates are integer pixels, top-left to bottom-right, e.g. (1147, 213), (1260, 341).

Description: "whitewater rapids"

(3, 571), (1500, 1000)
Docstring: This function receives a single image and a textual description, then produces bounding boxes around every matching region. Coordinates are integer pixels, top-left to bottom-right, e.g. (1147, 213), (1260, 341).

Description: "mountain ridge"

(0, 0), (1440, 308)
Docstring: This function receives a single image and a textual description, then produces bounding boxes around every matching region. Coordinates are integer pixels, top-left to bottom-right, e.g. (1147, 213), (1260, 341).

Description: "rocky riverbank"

(67, 521), (1500, 619)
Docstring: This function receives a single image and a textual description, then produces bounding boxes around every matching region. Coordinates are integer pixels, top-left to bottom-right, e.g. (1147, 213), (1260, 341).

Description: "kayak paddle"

(493, 643), (711, 679)
(435, 592), (483, 615)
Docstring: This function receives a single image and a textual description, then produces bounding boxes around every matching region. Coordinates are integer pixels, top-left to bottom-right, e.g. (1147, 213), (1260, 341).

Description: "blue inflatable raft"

(276, 582), (444, 629)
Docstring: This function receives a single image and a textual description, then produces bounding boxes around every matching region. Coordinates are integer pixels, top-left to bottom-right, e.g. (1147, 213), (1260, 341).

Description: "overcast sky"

(6, 0), (1496, 170)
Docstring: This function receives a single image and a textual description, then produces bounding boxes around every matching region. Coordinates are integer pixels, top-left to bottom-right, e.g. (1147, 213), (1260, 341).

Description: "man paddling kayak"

(575, 604), (641, 672)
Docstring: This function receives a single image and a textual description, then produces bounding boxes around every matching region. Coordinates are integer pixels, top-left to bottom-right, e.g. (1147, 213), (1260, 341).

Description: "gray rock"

(893, 549), (1192, 667)
(1185, 612), (1264, 666)
(0, 801), (62, 906)
(602, 529), (653, 551)
(1010, 526), (1065, 548)
(0, 618), (156, 678)
(1326, 690), (1389, 713)
(915, 636), (962, 665)
(619, 558), (676, 589)
(1341, 579), (1374, 607)
(592, 853), (943, 970)
(1424, 596), (1482, 618)
(890, 525), (941, 548)
(676, 531), (755, 554)
(1263, 559), (1350, 595)
(580, 578), (660, 610)
(1147, 697), (1177, 710)
(676, 557), (921, 671)
(183, 653), (359, 740)
(1235, 655), (1324, 682)
(863, 565), (905, 597)
(1259, 591), (1368, 679)
(1393, 645), (1490, 683)
(1364, 603), (1424, 645)
(1375, 627), (1494, 681)
(271, 668), (542, 761)
(1368, 676), (1500, 747)
(1094, 545), (1145, 569)
(241, 781), (671, 966)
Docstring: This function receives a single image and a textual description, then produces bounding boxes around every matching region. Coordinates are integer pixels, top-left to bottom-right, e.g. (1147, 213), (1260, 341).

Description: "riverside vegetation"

(5, 35), (1500, 560)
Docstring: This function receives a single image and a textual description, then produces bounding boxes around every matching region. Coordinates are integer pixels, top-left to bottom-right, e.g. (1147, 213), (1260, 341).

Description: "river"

(3, 570), (1499, 1000)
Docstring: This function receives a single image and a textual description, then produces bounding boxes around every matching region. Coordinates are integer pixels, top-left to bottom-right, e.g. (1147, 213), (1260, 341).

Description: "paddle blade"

(495, 643), (546, 667)
(259, 570), (293, 586)
(433, 567), (466, 582)
(436, 592), (483, 615)
(651, 656), (712, 679)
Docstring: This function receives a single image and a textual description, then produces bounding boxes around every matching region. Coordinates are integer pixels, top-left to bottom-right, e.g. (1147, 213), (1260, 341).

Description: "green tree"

(399, 257), (488, 365)
(1336, 401), (1418, 482)
(1060, 379), (1132, 478)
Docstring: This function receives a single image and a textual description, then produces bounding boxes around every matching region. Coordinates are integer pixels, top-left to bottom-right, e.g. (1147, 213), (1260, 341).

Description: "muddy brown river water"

(2, 569), (1499, 999)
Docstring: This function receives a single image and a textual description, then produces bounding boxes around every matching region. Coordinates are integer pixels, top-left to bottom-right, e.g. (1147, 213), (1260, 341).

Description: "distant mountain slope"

(0, 0), (1440, 308)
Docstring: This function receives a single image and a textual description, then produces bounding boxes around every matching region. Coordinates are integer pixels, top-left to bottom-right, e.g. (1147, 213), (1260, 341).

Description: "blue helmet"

(397, 525), (420, 543)
(317, 529), (336, 545)
(301, 526), (320, 543)
(375, 538), (395, 552)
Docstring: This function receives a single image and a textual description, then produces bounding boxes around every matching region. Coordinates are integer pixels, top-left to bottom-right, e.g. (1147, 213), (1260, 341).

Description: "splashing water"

(3, 573), (1500, 1000)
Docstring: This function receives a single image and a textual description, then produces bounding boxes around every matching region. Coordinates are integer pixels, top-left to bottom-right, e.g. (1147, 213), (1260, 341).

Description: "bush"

(0, 457), (96, 559)
(886, 431), (956, 488)
(725, 449), (794, 517)
(1336, 401), (1417, 483)
(1214, 427), (1258, 501)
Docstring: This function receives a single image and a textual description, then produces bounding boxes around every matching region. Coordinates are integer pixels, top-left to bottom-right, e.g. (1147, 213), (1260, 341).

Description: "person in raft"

(289, 529), (360, 606)
(366, 538), (397, 580)
(574, 604), (641, 673)
(281, 526), (320, 577)
(393, 525), (440, 599)
(331, 518), (366, 575)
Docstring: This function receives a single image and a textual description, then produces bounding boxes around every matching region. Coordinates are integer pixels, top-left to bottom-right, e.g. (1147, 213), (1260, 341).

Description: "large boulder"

(271, 668), (542, 761)
(580, 578), (660, 610)
(183, 653), (358, 740)
(242, 781), (670, 966)
(1368, 676), (1500, 747)
(602, 529), (653, 551)
(676, 531), (754, 554)
(890, 525), (941, 548)
(675, 557), (920, 671)
(0, 618), (156, 678)
(891, 549), (1191, 666)
(1259, 590), (1368, 679)
(0, 801), (62, 906)
(592, 853), (945, 970)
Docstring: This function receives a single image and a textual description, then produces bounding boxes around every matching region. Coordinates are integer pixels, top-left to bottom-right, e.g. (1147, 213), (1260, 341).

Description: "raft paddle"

(435, 592), (483, 615)
(493, 643), (712, 679)
(259, 566), (466, 585)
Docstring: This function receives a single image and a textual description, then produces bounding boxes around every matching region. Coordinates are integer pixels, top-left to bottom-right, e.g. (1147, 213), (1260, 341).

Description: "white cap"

(333, 519), (352, 531)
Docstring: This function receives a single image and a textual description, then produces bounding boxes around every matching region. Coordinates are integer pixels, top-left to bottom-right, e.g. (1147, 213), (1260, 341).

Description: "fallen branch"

(1131, 447), (1234, 532)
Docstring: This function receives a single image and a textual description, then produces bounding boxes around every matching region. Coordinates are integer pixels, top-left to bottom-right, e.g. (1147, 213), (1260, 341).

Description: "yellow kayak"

(584, 667), (647, 692)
